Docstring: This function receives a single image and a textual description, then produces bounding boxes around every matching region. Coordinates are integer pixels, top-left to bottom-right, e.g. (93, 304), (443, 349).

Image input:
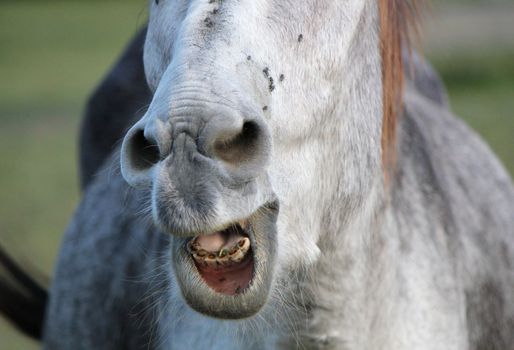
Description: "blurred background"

(0, 0), (512, 348)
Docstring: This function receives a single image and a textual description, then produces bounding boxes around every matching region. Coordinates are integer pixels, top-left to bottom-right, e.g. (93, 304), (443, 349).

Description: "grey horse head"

(119, 0), (411, 319)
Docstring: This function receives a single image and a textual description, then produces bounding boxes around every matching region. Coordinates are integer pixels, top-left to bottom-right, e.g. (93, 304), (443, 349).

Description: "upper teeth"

(189, 237), (251, 267)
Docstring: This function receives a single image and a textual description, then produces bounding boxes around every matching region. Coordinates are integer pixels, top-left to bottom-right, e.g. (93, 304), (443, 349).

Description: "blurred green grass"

(0, 1), (513, 349)
(0, 1), (146, 118)
(0, 1), (145, 348)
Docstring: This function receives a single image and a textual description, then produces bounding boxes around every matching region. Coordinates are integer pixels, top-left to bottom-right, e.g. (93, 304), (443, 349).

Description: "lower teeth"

(190, 237), (251, 267)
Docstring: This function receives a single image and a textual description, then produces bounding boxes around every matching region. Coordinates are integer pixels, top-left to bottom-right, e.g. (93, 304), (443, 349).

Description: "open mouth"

(170, 201), (278, 319)
(188, 221), (254, 295)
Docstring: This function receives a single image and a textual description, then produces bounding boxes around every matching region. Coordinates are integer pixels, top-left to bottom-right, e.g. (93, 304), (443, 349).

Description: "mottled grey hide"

(394, 90), (514, 350)
(43, 165), (170, 349)
(45, 50), (514, 350)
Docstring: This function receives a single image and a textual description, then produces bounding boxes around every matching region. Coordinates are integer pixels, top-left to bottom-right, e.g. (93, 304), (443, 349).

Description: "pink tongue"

(195, 230), (245, 253)
(196, 232), (226, 252)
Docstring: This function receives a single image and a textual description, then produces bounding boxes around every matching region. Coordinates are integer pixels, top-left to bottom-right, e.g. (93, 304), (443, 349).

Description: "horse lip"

(170, 200), (279, 319)
(182, 199), (278, 253)
(185, 219), (255, 295)
(183, 210), (259, 288)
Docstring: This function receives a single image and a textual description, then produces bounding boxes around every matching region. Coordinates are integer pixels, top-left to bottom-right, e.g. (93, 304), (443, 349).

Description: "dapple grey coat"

(43, 44), (514, 349)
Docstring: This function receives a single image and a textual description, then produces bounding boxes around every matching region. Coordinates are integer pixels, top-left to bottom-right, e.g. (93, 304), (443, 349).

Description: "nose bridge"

(143, 69), (245, 157)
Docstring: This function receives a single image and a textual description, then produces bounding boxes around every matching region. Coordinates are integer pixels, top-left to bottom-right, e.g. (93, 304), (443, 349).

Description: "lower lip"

(193, 250), (255, 296)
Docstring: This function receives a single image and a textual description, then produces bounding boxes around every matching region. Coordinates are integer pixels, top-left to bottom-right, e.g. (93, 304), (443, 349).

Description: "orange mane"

(379, 0), (422, 178)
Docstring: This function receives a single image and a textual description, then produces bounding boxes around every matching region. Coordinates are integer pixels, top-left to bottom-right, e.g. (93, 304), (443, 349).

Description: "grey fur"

(43, 73), (514, 350)
(43, 164), (170, 349)
(395, 88), (514, 349)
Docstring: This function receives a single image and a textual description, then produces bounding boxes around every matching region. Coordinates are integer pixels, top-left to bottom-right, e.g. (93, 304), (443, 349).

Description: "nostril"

(214, 120), (263, 164)
(126, 129), (161, 170)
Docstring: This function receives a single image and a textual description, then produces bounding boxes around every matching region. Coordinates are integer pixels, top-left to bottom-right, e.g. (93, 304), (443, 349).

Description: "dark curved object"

(0, 245), (47, 340)
(79, 27), (152, 189)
